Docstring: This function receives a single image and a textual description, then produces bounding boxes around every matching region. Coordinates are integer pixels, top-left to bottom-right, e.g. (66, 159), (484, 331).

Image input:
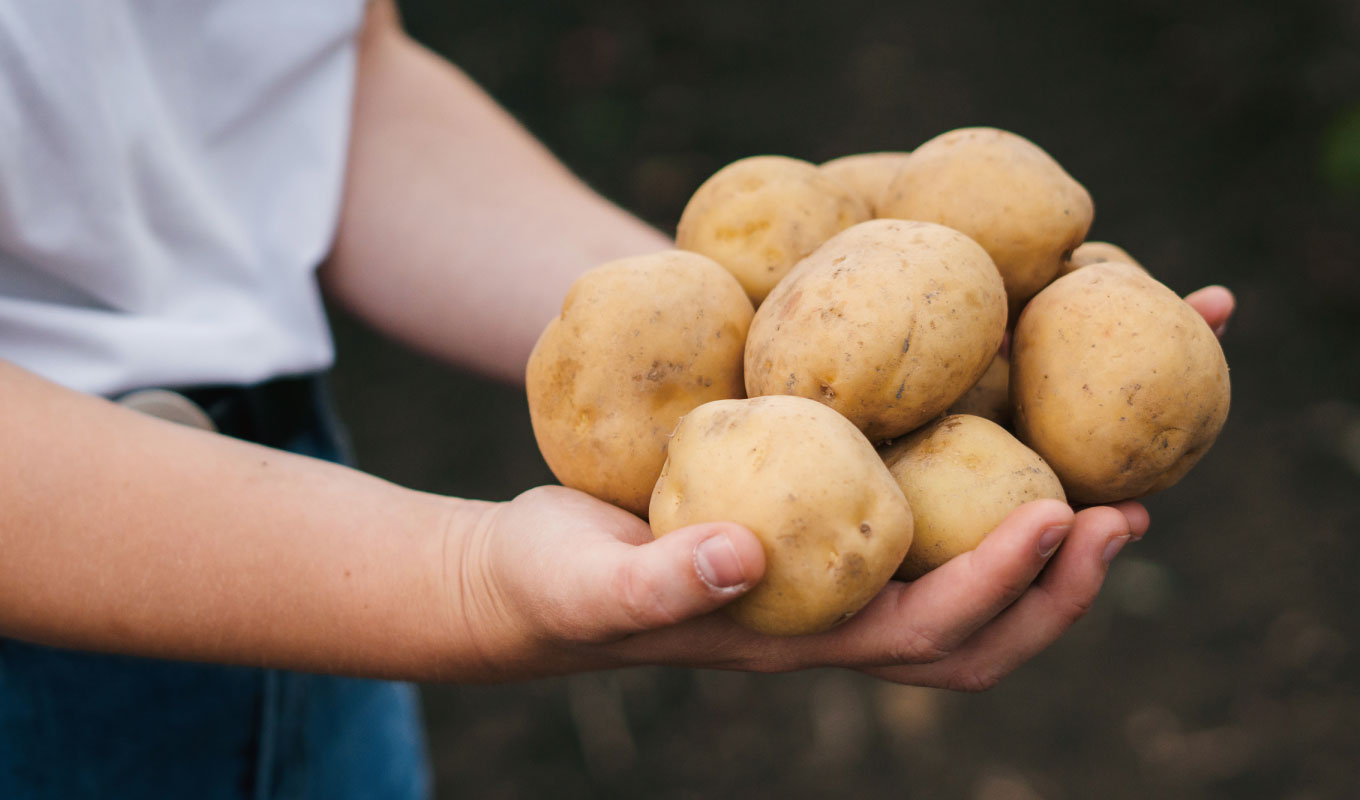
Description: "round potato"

(650, 395), (914, 636)
(1011, 263), (1230, 504)
(882, 414), (1065, 580)
(526, 251), (753, 516)
(819, 151), (913, 216)
(878, 127), (1094, 317)
(745, 219), (1007, 441)
(947, 352), (1011, 427)
(676, 155), (872, 305)
(1058, 240), (1144, 278)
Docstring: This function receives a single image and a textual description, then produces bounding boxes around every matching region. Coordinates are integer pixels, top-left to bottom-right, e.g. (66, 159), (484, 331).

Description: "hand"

(451, 487), (1140, 689)
(448, 286), (1235, 687)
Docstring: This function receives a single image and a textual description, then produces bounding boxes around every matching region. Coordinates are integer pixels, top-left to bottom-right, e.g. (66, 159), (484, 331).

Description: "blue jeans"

(0, 383), (431, 799)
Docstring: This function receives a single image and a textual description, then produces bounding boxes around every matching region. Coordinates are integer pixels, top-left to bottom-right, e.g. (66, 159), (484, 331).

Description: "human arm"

(320, 0), (671, 383)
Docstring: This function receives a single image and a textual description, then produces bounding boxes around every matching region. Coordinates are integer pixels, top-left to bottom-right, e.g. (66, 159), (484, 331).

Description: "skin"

(0, 1), (1235, 690)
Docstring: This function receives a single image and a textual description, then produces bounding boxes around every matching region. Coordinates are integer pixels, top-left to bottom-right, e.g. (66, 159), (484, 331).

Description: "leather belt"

(116, 374), (323, 449)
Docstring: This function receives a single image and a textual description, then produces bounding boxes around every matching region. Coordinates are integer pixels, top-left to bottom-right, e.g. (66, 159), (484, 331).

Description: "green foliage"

(1322, 105), (1360, 194)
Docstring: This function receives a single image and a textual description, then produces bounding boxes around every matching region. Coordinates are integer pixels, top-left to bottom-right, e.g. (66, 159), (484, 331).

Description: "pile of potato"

(526, 127), (1231, 636)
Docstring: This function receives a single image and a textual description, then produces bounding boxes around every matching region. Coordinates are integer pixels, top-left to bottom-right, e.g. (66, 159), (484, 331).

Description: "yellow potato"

(1011, 263), (1230, 504)
(882, 415), (1065, 580)
(819, 151), (913, 216)
(1058, 241), (1144, 278)
(745, 219), (1007, 441)
(650, 395), (914, 636)
(676, 155), (872, 305)
(525, 251), (753, 516)
(947, 352), (1011, 427)
(879, 127), (1094, 317)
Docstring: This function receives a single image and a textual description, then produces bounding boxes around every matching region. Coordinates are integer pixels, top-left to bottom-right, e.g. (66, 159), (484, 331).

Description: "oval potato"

(1011, 263), (1230, 504)
(745, 219), (1007, 441)
(1058, 240), (1144, 278)
(526, 251), (753, 516)
(676, 155), (872, 305)
(650, 395), (914, 636)
(947, 352), (1011, 427)
(879, 127), (1093, 317)
(819, 151), (913, 216)
(882, 414), (1065, 580)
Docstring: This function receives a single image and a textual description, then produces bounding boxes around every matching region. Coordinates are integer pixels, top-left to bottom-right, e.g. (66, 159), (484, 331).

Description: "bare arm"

(322, 1), (671, 383)
(0, 359), (481, 678)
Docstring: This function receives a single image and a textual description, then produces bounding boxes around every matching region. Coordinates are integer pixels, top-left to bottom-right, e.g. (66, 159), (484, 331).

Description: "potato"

(878, 127), (1094, 316)
(882, 415), (1065, 580)
(745, 219), (1007, 441)
(676, 155), (872, 305)
(1011, 263), (1230, 504)
(650, 395), (914, 636)
(819, 151), (913, 216)
(947, 352), (1011, 427)
(1058, 241), (1143, 278)
(525, 251), (753, 516)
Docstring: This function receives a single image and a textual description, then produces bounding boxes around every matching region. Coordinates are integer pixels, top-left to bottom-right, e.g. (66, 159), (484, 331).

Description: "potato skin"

(525, 251), (753, 516)
(745, 219), (1007, 441)
(879, 127), (1093, 317)
(1058, 241), (1143, 278)
(676, 156), (872, 305)
(819, 151), (913, 216)
(882, 415), (1065, 580)
(1011, 263), (1230, 504)
(947, 353), (1011, 427)
(650, 395), (914, 636)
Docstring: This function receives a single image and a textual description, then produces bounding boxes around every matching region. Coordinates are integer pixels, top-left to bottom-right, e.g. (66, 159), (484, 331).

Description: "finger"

(862, 505), (1130, 691)
(1183, 285), (1235, 338)
(789, 499), (1075, 668)
(1108, 500), (1150, 539)
(571, 522), (767, 641)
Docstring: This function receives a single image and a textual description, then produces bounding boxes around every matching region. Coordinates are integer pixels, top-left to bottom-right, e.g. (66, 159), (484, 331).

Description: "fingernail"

(1214, 320), (1228, 338)
(695, 534), (747, 589)
(1038, 525), (1070, 558)
(1102, 535), (1131, 565)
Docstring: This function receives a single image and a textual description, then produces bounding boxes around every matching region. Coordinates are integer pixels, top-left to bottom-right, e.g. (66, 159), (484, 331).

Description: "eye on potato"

(745, 219), (1007, 442)
(1010, 263), (1230, 504)
(881, 414), (1065, 580)
(878, 127), (1094, 317)
(525, 251), (753, 517)
(650, 395), (915, 636)
(819, 151), (913, 217)
(676, 155), (872, 305)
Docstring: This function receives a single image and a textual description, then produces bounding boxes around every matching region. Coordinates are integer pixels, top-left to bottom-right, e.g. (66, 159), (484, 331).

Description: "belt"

(116, 374), (324, 449)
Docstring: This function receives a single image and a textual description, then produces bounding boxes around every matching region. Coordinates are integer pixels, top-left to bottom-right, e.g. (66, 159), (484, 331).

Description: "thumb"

(585, 522), (766, 638)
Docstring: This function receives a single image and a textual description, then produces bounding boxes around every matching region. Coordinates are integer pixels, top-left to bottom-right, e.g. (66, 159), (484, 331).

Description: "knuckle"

(611, 560), (681, 632)
(948, 665), (1004, 693)
(892, 626), (954, 664)
(1056, 592), (1095, 626)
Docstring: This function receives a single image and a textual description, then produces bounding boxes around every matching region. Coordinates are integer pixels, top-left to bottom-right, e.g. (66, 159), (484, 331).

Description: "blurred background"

(327, 1), (1360, 797)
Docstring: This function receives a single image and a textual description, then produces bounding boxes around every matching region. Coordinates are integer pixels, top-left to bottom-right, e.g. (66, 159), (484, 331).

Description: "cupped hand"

(452, 286), (1233, 687)
(454, 486), (1144, 690)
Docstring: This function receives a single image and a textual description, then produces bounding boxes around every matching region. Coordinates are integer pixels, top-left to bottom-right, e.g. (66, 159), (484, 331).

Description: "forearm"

(323, 2), (671, 383)
(0, 360), (484, 680)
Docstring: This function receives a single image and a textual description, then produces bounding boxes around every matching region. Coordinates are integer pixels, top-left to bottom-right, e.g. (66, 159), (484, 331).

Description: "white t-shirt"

(0, 0), (368, 396)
